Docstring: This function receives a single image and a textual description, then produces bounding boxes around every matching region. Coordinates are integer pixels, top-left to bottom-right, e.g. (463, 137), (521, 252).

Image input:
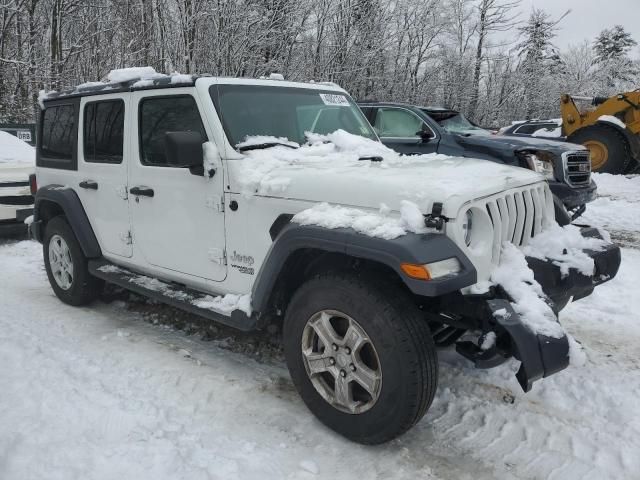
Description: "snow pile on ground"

(582, 173), (640, 235)
(292, 200), (430, 240)
(2, 235), (639, 479)
(598, 115), (626, 129)
(0, 131), (34, 164)
(523, 224), (609, 277)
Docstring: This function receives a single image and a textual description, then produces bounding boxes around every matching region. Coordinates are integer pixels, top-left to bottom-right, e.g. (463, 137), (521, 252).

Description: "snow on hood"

(229, 130), (545, 218)
(0, 131), (35, 182)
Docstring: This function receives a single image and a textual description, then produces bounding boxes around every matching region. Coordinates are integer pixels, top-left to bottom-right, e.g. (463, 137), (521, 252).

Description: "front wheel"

(283, 273), (438, 444)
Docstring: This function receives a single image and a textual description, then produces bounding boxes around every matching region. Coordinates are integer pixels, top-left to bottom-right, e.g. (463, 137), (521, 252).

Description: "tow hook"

(424, 202), (448, 231)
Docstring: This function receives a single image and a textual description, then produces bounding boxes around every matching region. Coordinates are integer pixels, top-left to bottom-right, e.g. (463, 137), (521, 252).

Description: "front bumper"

(549, 179), (597, 209)
(450, 227), (620, 392)
(0, 206), (32, 237)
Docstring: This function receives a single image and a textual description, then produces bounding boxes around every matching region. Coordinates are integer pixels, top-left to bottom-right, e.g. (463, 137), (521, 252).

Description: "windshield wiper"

(237, 142), (298, 152)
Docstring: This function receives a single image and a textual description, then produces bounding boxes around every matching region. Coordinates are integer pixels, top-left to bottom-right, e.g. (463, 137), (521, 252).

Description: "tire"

(283, 273), (438, 444)
(568, 124), (631, 174)
(43, 216), (103, 306)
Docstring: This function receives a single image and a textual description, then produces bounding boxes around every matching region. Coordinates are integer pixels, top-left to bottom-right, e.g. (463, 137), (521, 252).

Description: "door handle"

(129, 186), (154, 197)
(79, 180), (98, 190)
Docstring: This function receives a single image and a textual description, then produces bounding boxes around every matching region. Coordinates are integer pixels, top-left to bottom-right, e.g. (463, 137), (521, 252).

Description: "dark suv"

(359, 102), (596, 221)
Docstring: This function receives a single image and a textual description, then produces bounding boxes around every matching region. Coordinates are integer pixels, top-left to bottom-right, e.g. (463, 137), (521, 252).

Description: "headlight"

(521, 151), (555, 180)
(462, 209), (473, 246)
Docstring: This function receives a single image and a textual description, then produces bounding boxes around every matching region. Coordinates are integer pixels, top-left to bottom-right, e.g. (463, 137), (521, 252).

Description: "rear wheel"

(283, 273), (438, 444)
(43, 216), (103, 306)
(568, 125), (631, 174)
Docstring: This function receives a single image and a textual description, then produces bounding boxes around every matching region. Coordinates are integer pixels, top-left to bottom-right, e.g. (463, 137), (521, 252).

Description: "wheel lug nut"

(340, 370), (346, 378)
(329, 357), (336, 365)
(332, 344), (338, 351)
(345, 347), (351, 354)
(350, 363), (356, 372)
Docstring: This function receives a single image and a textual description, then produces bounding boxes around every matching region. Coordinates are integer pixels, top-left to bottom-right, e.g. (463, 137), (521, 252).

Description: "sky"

(515, 0), (640, 57)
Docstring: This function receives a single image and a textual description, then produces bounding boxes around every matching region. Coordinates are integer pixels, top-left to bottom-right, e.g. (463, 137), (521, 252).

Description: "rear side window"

(139, 96), (207, 166)
(84, 100), (125, 164)
(40, 104), (76, 164)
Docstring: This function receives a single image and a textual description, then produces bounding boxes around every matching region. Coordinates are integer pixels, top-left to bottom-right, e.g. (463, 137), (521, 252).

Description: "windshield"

(210, 84), (377, 147)
(423, 110), (489, 136)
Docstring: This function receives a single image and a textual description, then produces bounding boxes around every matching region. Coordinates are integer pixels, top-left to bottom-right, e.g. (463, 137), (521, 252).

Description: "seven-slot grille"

(563, 151), (591, 187)
(484, 184), (553, 263)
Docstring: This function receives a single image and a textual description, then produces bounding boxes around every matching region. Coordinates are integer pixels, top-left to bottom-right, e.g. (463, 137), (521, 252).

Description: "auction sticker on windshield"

(319, 93), (350, 106)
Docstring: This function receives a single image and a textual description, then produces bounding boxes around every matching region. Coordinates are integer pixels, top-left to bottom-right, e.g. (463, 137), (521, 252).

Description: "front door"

(373, 107), (439, 155)
(128, 90), (226, 282)
(77, 95), (132, 258)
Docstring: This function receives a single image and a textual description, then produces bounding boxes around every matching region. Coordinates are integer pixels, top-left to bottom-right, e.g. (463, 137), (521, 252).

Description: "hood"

(0, 163), (34, 184)
(227, 130), (546, 218)
(456, 132), (585, 154)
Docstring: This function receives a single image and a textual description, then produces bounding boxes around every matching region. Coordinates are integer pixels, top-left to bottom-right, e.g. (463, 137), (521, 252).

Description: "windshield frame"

(209, 83), (378, 149)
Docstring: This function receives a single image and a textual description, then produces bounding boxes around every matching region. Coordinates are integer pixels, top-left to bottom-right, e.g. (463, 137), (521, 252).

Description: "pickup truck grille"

(563, 151), (591, 187)
(484, 184), (554, 263)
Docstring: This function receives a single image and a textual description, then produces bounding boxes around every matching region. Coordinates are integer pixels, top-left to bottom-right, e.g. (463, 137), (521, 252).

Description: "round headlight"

(463, 209), (473, 246)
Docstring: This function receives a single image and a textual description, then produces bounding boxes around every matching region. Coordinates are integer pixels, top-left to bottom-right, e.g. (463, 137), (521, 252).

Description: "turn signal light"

(400, 263), (431, 280)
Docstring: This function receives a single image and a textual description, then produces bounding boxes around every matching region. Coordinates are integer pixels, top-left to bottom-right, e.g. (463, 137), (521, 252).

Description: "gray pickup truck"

(359, 102), (596, 222)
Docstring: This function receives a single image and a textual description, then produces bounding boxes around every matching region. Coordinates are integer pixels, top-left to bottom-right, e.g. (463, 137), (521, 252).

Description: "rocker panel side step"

(88, 259), (257, 331)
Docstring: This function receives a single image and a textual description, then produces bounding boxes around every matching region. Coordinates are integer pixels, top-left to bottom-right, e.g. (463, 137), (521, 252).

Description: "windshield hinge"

(424, 202), (447, 231)
(206, 196), (225, 212)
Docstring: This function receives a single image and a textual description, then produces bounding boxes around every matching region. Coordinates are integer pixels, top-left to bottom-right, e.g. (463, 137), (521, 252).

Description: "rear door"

(128, 89), (226, 282)
(373, 107), (439, 155)
(77, 95), (132, 257)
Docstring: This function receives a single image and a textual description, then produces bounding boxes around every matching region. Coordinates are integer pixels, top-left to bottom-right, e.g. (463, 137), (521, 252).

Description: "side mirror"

(164, 131), (204, 175)
(416, 127), (435, 142)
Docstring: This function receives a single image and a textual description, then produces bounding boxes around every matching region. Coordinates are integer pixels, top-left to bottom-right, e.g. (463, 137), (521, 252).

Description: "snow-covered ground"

(1, 174), (640, 479)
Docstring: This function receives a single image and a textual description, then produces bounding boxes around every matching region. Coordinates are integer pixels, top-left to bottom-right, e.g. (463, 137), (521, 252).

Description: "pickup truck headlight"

(521, 151), (555, 180)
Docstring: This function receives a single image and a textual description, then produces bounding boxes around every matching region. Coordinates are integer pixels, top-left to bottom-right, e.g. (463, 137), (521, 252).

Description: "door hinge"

(116, 185), (129, 200)
(208, 248), (226, 265)
(206, 195), (224, 213)
(121, 231), (133, 245)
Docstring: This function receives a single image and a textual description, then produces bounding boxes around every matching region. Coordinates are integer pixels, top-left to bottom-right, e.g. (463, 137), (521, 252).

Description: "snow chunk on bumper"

(522, 224), (609, 277)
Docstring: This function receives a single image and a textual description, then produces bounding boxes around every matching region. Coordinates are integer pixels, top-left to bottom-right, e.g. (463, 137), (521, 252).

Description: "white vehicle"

(32, 71), (620, 444)
(0, 130), (35, 235)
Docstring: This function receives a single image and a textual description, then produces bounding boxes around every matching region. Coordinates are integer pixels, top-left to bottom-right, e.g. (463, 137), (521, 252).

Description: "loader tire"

(568, 125), (631, 174)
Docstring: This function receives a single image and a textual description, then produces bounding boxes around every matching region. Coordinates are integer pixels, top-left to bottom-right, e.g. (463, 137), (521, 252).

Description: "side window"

(84, 100), (125, 164)
(139, 96), (207, 166)
(374, 108), (424, 138)
(41, 104), (75, 161)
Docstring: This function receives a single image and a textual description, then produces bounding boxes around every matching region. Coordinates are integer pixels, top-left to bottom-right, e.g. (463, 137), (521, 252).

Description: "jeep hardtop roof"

(40, 72), (346, 105)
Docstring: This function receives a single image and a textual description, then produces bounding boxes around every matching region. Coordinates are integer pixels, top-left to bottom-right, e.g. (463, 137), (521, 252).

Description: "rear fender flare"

(33, 185), (101, 258)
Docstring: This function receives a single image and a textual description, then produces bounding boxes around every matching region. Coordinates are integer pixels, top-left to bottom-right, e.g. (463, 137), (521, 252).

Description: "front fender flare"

(251, 222), (477, 313)
(33, 185), (101, 258)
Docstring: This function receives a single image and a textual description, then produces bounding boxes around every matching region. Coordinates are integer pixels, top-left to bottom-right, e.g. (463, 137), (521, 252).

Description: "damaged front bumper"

(446, 227), (621, 392)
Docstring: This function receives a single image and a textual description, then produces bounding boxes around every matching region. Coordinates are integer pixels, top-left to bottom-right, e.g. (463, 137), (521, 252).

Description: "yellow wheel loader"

(561, 91), (640, 174)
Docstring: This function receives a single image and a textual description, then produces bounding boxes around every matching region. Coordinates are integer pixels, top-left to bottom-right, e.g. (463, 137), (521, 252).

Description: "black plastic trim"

(33, 185), (101, 258)
(251, 222), (477, 313)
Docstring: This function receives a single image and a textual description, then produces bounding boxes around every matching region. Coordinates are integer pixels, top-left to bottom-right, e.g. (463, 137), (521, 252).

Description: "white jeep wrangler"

(32, 71), (620, 444)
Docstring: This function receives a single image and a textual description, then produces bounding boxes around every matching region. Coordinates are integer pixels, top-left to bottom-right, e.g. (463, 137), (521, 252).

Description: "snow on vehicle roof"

(39, 67), (346, 107)
(0, 130), (35, 164)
